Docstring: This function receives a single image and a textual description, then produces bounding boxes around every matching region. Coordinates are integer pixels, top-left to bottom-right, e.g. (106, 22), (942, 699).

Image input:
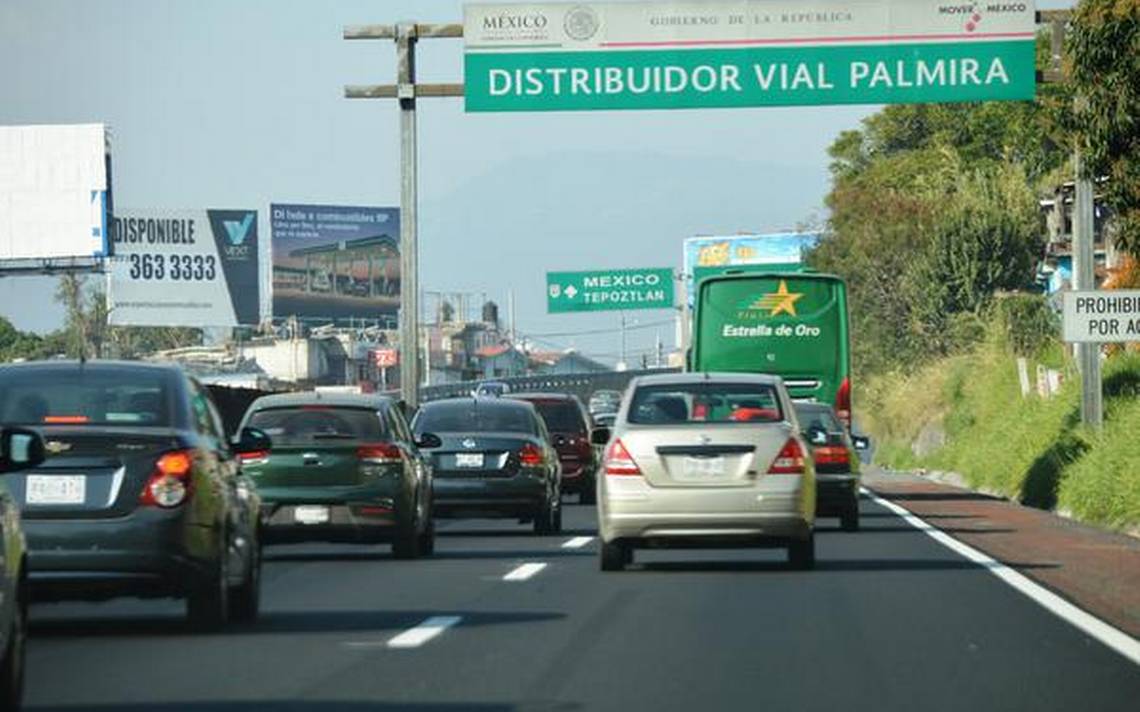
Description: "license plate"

(26, 474), (86, 505)
(455, 453), (484, 468)
(680, 456), (726, 480)
(294, 505), (330, 525)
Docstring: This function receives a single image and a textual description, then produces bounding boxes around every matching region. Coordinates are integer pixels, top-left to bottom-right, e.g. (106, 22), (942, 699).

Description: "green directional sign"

(463, 1), (1037, 112)
(547, 268), (675, 313)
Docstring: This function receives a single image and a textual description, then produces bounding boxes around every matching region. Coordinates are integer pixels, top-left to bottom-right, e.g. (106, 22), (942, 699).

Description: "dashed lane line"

(384, 616), (463, 649)
(562, 536), (594, 549)
(862, 487), (1140, 667)
(503, 562), (547, 581)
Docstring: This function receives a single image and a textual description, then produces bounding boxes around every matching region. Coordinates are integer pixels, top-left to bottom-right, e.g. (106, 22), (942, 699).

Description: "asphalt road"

(23, 495), (1140, 712)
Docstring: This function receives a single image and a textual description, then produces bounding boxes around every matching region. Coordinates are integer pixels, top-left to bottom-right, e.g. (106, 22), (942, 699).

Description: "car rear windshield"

(413, 402), (535, 435)
(0, 368), (172, 426)
(794, 405), (844, 434)
(628, 383), (784, 425)
(248, 406), (386, 446)
(526, 400), (585, 433)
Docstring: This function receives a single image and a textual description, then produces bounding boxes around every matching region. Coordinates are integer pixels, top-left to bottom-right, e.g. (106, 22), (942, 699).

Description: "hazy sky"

(0, 0), (1073, 365)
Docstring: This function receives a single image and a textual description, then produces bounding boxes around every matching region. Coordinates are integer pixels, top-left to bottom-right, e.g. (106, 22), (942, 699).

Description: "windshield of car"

(524, 400), (585, 433)
(628, 383), (783, 425)
(247, 406), (386, 445)
(413, 401), (536, 435)
(0, 368), (172, 426)
(794, 405), (844, 434)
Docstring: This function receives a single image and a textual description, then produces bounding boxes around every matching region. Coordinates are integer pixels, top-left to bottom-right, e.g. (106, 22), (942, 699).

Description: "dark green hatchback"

(238, 393), (436, 558)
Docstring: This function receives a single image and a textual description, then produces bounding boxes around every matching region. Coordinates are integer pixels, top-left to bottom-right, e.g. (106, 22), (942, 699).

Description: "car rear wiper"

(311, 433), (356, 440)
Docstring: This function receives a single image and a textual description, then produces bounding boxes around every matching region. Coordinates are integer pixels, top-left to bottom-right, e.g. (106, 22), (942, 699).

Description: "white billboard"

(107, 208), (263, 328)
(0, 124), (110, 261)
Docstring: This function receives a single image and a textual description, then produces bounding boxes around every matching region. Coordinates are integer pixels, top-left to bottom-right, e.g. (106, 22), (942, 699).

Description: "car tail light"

(604, 438), (642, 476)
(767, 438), (806, 475)
(813, 445), (850, 466)
(836, 378), (852, 430)
(357, 443), (403, 464)
(237, 449), (269, 464)
(140, 450), (194, 508)
(519, 443), (545, 467)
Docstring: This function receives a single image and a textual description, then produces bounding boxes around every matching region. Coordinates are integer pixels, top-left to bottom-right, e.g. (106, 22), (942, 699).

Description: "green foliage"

(1071, 0), (1140, 257)
(865, 334), (1140, 531)
(990, 294), (1061, 356)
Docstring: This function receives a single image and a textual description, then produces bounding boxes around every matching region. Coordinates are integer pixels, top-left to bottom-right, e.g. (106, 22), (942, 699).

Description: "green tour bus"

(690, 271), (853, 429)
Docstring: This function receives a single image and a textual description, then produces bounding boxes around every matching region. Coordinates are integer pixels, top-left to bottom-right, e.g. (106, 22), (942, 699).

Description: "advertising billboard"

(0, 123), (111, 261)
(270, 203), (400, 321)
(683, 233), (820, 305)
(107, 208), (262, 327)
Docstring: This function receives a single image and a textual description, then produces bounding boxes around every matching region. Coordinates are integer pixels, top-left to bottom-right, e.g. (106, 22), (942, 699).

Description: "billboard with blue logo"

(269, 203), (400, 322)
(107, 208), (263, 327)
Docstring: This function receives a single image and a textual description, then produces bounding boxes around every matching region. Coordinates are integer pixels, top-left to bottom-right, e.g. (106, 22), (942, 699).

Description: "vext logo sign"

(222, 213), (255, 259)
(737, 281), (804, 319)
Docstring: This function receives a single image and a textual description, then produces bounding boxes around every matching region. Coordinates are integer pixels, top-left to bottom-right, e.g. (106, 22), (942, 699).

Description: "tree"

(1070, 0), (1140, 256)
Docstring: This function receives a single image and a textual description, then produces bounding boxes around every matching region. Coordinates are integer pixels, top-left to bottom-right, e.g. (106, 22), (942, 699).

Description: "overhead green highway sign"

(547, 268), (675, 313)
(463, 1), (1037, 112)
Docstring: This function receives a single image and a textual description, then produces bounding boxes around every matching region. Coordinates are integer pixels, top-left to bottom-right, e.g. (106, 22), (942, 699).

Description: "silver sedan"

(595, 373), (816, 571)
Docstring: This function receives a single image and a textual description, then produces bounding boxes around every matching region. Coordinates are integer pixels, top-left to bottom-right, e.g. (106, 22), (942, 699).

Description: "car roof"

(794, 401), (836, 413)
(629, 372), (785, 387)
(421, 396), (534, 411)
(508, 392), (578, 402)
(0, 359), (185, 375)
(249, 392), (395, 410)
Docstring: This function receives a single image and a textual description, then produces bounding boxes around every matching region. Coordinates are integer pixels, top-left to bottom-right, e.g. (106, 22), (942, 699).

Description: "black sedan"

(0, 361), (268, 630)
(412, 397), (562, 534)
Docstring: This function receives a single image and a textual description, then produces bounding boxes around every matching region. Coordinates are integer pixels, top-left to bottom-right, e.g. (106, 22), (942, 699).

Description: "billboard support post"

(344, 21), (464, 409)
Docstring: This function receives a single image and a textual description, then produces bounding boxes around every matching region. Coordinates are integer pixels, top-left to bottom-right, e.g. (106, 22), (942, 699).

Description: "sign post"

(547, 268), (675, 313)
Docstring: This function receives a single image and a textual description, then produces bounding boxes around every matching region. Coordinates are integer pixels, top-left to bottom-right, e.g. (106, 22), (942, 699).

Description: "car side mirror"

(416, 432), (442, 450)
(0, 427), (46, 473)
(233, 427), (272, 455)
(852, 435), (871, 451)
(807, 427), (829, 446)
(590, 427), (611, 446)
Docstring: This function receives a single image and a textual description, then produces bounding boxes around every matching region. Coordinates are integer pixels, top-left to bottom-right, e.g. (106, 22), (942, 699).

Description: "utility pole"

(343, 21), (463, 409)
(1038, 9), (1102, 430)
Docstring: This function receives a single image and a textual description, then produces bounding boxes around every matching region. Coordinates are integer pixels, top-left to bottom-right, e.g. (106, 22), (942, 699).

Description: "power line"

(524, 318), (674, 339)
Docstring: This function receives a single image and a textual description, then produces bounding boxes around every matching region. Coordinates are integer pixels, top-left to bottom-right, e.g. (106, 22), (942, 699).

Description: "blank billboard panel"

(0, 123), (110, 261)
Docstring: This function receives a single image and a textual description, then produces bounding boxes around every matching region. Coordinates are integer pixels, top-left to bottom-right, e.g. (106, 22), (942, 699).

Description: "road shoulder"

(864, 469), (1140, 639)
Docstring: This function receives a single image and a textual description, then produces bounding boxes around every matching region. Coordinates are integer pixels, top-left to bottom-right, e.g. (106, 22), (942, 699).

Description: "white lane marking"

(503, 562), (547, 581)
(385, 616), (462, 649)
(562, 536), (594, 549)
(862, 486), (1140, 666)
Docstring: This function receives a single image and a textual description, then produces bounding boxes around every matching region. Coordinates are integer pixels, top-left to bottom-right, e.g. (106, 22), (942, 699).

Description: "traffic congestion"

(2, 1), (1140, 710)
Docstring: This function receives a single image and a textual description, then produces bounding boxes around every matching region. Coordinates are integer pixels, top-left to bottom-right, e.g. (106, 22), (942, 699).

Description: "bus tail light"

(836, 378), (852, 430)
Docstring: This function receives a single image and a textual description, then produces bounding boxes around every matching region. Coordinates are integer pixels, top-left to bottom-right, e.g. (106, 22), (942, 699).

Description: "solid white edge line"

(562, 536), (594, 549)
(861, 486), (1140, 666)
(503, 562), (548, 581)
(386, 616), (462, 649)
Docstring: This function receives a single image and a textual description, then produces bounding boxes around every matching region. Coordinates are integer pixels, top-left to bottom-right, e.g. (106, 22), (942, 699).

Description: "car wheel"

(579, 482), (597, 505)
(392, 501), (422, 560)
(417, 516), (436, 557)
(788, 532), (816, 571)
(0, 575), (26, 710)
(187, 549), (229, 631)
(841, 503), (860, 532)
(600, 539), (628, 572)
(534, 504), (553, 535)
(228, 538), (261, 623)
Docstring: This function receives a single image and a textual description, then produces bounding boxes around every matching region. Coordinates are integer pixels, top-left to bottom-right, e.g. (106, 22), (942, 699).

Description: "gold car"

(595, 373), (816, 571)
